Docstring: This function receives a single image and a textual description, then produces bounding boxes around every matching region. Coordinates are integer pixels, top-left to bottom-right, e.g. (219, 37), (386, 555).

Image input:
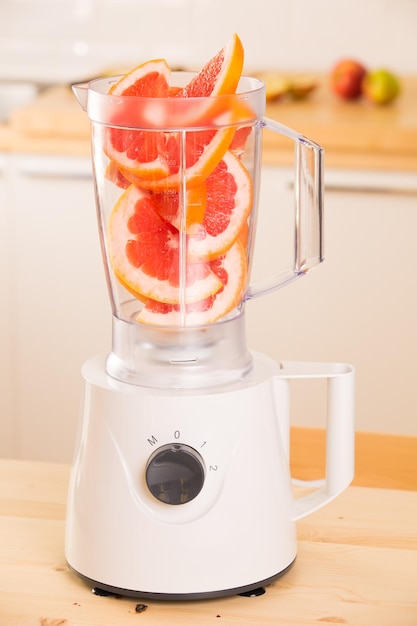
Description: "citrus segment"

(136, 239), (247, 326)
(174, 34), (244, 98)
(108, 59), (170, 97)
(104, 36), (253, 190)
(186, 150), (252, 261)
(105, 128), (172, 181)
(105, 59), (172, 181)
(103, 36), (255, 327)
(108, 184), (222, 304)
(108, 104), (255, 191)
(109, 122), (238, 190)
(105, 158), (207, 230)
(230, 125), (252, 156)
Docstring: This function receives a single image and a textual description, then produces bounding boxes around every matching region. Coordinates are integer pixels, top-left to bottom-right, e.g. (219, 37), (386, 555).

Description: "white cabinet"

(4, 154), (110, 461)
(247, 166), (417, 436)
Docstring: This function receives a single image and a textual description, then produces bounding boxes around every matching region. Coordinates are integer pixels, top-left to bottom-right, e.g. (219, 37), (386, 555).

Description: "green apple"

(362, 69), (401, 105)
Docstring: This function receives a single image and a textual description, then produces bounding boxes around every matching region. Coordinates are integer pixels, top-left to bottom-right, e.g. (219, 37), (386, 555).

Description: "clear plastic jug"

(73, 74), (324, 387)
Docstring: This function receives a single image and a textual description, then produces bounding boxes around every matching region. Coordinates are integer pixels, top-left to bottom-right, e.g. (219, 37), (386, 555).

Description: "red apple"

(330, 59), (367, 100)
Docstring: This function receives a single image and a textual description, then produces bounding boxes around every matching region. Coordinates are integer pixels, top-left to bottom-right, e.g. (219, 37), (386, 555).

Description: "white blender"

(66, 68), (355, 600)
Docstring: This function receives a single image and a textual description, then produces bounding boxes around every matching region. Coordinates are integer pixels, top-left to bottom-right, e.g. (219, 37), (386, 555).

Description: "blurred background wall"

(0, 0), (416, 83)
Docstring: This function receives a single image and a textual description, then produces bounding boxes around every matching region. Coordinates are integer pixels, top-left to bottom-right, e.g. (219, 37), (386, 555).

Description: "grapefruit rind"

(108, 59), (171, 96)
(187, 150), (253, 261)
(105, 141), (171, 182)
(114, 123), (237, 191)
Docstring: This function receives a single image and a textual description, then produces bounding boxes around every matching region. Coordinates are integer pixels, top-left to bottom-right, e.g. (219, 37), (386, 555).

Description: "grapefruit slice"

(107, 115), (242, 191)
(122, 150), (252, 261)
(106, 162), (206, 231)
(105, 160), (131, 189)
(105, 59), (172, 181)
(136, 239), (247, 326)
(108, 58), (171, 97)
(104, 35), (252, 190)
(105, 127), (171, 181)
(174, 33), (244, 98)
(108, 184), (222, 304)
(186, 150), (252, 260)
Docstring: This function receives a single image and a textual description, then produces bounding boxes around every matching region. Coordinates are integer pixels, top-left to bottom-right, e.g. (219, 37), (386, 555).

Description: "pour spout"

(72, 82), (89, 111)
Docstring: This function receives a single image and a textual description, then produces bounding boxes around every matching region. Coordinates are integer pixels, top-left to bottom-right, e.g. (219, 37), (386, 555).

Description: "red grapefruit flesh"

(108, 184), (222, 304)
(174, 34), (244, 98)
(186, 150), (252, 261)
(136, 239), (247, 326)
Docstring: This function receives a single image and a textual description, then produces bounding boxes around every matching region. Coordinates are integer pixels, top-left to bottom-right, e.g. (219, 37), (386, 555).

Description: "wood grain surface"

(290, 427), (417, 491)
(1, 436), (417, 625)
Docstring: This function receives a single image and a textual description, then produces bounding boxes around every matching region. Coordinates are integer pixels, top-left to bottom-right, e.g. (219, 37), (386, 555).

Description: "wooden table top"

(1, 458), (416, 625)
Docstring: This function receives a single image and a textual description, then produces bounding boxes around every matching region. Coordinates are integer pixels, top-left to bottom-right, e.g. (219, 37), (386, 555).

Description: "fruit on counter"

(362, 69), (401, 105)
(256, 73), (290, 101)
(287, 75), (319, 100)
(256, 72), (318, 101)
(104, 34), (254, 326)
(330, 58), (368, 100)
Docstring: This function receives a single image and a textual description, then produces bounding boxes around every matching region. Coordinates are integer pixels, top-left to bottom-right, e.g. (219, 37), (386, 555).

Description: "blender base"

(66, 352), (299, 600)
(69, 559), (296, 601)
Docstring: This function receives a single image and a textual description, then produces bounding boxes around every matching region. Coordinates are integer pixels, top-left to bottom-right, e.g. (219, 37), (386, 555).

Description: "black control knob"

(145, 443), (205, 505)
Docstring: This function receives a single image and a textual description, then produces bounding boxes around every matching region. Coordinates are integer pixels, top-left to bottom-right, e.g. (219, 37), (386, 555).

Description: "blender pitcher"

(73, 73), (323, 387)
(65, 73), (355, 600)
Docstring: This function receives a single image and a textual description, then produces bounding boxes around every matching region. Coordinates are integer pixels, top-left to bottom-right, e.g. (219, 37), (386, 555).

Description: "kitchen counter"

(1, 437), (417, 625)
(1, 76), (416, 171)
(262, 74), (417, 172)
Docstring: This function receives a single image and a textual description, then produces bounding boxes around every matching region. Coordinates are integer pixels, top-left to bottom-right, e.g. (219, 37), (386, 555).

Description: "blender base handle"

(275, 361), (355, 521)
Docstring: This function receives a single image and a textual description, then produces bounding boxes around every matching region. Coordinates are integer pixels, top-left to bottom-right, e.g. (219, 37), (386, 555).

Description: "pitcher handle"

(245, 119), (324, 300)
(275, 361), (355, 521)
